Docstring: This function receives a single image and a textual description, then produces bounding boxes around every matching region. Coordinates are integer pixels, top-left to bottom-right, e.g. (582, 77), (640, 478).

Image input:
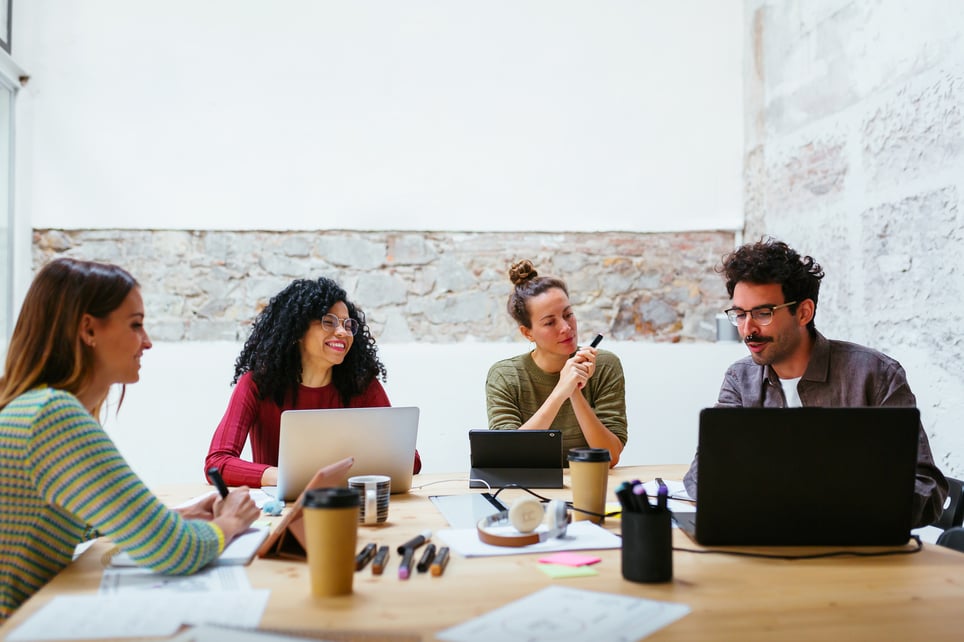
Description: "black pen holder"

(621, 510), (672, 583)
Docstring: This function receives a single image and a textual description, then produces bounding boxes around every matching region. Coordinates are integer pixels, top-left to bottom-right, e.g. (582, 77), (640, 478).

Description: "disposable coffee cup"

(568, 447), (611, 524)
(347, 475), (391, 525)
(302, 487), (360, 597)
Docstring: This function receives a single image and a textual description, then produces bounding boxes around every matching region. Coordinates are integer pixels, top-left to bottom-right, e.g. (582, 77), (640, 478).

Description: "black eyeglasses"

(723, 301), (797, 327)
(320, 314), (360, 335)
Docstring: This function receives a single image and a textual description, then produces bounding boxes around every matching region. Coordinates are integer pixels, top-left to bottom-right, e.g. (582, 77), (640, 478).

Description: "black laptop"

(674, 407), (920, 546)
(468, 429), (564, 489)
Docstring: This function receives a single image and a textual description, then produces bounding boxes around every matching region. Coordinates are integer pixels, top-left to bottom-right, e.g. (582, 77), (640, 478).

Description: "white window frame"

(0, 47), (24, 355)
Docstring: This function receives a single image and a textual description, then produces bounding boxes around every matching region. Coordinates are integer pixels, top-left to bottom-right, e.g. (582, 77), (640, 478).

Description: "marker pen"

(590, 333), (604, 348)
(430, 547), (450, 577)
(205, 467), (229, 499)
(355, 542), (377, 571)
(397, 530), (432, 555)
(614, 481), (634, 513)
(416, 544), (437, 573)
(398, 547), (415, 580)
(371, 546), (390, 575)
(655, 478), (668, 511)
(632, 482), (651, 513)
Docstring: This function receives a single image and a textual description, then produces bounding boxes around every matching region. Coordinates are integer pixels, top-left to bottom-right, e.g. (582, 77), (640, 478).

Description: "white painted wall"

(105, 341), (747, 488)
(14, 0), (743, 234)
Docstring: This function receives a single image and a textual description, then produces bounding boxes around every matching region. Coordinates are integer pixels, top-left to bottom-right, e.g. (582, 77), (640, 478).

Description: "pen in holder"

(619, 480), (672, 583)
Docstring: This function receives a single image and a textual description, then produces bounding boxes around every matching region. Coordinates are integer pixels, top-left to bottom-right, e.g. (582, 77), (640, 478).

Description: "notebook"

(276, 406), (420, 501)
(110, 526), (270, 567)
(468, 429), (564, 489)
(674, 406), (920, 546)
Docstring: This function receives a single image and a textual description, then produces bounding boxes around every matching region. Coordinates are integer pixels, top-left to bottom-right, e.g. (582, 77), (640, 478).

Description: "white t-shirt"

(780, 376), (803, 408)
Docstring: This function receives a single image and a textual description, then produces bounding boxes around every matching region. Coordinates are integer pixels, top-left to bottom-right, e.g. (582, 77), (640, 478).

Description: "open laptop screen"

(277, 406), (419, 501)
(680, 406), (919, 546)
(468, 429), (563, 489)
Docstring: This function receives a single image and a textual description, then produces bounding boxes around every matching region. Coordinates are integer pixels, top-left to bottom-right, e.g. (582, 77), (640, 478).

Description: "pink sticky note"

(538, 552), (602, 567)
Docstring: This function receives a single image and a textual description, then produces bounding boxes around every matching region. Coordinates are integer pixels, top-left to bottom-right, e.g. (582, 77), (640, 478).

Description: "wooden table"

(3, 465), (964, 641)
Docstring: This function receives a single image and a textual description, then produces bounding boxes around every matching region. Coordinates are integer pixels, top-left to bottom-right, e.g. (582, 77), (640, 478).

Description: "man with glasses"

(683, 238), (947, 528)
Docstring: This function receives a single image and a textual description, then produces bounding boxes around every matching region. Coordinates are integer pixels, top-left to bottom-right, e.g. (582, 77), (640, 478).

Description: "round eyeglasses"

(723, 301), (797, 327)
(320, 314), (360, 335)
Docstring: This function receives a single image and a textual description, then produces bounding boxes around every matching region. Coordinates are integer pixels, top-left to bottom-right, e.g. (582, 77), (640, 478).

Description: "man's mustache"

(744, 333), (773, 344)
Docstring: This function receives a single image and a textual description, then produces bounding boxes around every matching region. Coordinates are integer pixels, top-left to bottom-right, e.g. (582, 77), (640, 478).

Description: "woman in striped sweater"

(0, 258), (260, 621)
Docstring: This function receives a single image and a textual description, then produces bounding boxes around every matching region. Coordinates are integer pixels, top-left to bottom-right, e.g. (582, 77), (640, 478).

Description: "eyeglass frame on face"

(723, 301), (798, 327)
(319, 313), (360, 335)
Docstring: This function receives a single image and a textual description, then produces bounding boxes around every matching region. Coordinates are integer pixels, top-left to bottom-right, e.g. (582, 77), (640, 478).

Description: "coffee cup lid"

(567, 447), (611, 463)
(303, 487), (360, 509)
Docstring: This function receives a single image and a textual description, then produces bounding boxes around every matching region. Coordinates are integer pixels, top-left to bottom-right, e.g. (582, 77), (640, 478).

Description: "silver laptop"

(276, 406), (420, 501)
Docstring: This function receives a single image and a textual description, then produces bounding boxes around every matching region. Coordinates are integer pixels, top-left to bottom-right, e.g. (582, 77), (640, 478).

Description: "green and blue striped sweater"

(0, 387), (223, 620)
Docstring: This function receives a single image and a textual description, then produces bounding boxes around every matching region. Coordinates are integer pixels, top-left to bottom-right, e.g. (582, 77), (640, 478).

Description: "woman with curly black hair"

(205, 277), (421, 487)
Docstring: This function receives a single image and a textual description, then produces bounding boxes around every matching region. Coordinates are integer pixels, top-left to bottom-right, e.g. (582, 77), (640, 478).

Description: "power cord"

(412, 478), (493, 492)
(489, 483), (621, 519)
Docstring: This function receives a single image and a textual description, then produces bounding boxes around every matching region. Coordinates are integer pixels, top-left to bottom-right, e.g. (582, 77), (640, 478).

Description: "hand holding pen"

(204, 467), (260, 535)
(568, 333), (603, 391)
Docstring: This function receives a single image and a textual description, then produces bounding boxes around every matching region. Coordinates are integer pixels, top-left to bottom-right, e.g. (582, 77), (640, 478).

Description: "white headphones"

(476, 498), (570, 547)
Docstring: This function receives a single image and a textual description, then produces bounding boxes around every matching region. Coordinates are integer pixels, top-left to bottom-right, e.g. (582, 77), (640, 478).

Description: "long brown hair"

(0, 258), (138, 414)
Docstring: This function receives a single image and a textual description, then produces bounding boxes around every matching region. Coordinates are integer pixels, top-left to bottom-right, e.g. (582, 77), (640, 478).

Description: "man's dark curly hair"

(720, 237), (825, 334)
(232, 277), (387, 407)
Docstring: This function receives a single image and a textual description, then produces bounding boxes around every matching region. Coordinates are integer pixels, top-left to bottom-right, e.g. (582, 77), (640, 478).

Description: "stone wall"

(33, 229), (736, 344)
(744, 0), (964, 476)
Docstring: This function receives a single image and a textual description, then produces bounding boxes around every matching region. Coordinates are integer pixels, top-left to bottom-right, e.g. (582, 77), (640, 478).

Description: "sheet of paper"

(912, 524), (943, 544)
(169, 624), (326, 642)
(108, 527), (270, 567)
(628, 479), (693, 516)
(430, 493), (506, 529)
(6, 591), (270, 641)
(100, 564), (251, 594)
(639, 478), (692, 501)
(437, 585), (690, 642)
(437, 520), (621, 557)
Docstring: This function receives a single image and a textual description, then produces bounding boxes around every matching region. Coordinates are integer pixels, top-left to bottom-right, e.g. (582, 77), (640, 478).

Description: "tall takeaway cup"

(302, 487), (360, 597)
(568, 447), (611, 524)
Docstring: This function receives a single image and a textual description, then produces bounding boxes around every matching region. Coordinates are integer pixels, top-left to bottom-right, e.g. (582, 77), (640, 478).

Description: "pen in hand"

(206, 467), (230, 499)
(590, 333), (604, 348)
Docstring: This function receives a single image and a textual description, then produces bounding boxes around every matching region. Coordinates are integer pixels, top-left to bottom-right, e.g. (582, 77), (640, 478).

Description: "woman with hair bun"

(205, 277), (421, 487)
(485, 259), (627, 466)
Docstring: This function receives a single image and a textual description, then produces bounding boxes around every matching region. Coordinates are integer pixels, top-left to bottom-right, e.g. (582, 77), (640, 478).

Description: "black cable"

(490, 484), (620, 518)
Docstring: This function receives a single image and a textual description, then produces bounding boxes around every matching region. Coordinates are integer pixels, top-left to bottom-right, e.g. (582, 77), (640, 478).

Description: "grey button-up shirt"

(683, 331), (948, 528)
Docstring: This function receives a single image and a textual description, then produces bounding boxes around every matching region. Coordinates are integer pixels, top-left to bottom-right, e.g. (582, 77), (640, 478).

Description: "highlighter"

(398, 547), (415, 580)
(355, 542), (377, 571)
(430, 547), (450, 577)
(397, 530), (431, 555)
(371, 545), (390, 575)
(416, 544), (437, 573)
